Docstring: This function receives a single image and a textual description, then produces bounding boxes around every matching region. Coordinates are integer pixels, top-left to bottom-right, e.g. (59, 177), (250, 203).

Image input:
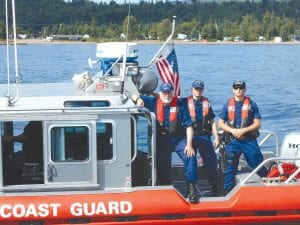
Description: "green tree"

(122, 16), (139, 40)
(189, 19), (201, 39)
(177, 19), (200, 39)
(201, 22), (217, 40)
(156, 19), (171, 40)
(262, 11), (280, 40)
(218, 20), (233, 39)
(0, 21), (5, 39)
(104, 23), (120, 40)
(58, 23), (68, 35)
(0, 0), (299, 42)
(230, 22), (240, 38)
(148, 23), (158, 40)
(280, 17), (295, 41)
(240, 14), (263, 41)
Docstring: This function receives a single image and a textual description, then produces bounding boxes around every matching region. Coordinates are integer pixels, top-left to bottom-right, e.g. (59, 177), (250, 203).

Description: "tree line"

(0, 0), (299, 41)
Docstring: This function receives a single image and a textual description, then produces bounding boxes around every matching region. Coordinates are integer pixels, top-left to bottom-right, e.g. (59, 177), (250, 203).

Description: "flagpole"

(145, 16), (176, 68)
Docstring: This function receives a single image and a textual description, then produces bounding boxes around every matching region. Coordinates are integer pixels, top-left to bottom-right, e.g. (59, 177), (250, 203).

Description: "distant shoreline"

(1, 38), (300, 45)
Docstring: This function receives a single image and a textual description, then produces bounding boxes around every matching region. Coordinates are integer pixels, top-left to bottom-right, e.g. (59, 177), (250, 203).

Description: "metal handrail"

(130, 115), (138, 163)
(285, 167), (300, 183)
(258, 130), (280, 156)
(149, 111), (157, 186)
(143, 16), (176, 69)
(241, 157), (300, 186)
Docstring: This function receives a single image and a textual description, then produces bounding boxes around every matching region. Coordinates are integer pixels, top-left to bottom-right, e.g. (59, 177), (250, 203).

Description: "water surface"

(0, 43), (299, 140)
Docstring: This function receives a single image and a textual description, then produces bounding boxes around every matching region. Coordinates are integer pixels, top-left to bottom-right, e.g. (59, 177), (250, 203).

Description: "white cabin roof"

(0, 82), (136, 112)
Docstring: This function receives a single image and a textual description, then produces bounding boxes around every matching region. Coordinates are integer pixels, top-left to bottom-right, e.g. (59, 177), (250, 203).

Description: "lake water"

(0, 43), (299, 141)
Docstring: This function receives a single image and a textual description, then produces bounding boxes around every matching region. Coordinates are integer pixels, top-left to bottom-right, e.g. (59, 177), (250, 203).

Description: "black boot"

(187, 183), (198, 203)
(212, 185), (219, 197)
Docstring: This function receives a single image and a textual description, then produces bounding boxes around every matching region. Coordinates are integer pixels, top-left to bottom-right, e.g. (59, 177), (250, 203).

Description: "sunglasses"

(233, 85), (245, 90)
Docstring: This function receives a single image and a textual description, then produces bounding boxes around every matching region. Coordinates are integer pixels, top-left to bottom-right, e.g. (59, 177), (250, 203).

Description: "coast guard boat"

(1, 10), (300, 224)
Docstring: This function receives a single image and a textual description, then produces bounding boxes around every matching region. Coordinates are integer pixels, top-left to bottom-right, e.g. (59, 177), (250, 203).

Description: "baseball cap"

(159, 82), (174, 92)
(232, 80), (246, 88)
(192, 80), (204, 89)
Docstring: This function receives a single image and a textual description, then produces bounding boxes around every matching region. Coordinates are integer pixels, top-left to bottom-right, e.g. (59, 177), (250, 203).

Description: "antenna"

(120, 4), (131, 102)
(121, 4), (130, 81)
(12, 0), (20, 88)
(5, 0), (20, 106)
(5, 0), (11, 102)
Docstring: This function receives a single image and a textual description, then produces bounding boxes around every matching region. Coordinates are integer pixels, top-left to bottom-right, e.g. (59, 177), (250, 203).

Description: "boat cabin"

(0, 42), (160, 191)
(0, 81), (156, 191)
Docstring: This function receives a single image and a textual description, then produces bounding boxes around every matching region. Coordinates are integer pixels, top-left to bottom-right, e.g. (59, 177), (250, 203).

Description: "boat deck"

(171, 165), (220, 198)
(173, 180), (215, 198)
(171, 164), (253, 198)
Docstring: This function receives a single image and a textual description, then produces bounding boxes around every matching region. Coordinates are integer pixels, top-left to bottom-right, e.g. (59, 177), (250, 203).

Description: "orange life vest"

(187, 96), (212, 136)
(228, 96), (250, 128)
(187, 95), (209, 120)
(156, 96), (178, 134)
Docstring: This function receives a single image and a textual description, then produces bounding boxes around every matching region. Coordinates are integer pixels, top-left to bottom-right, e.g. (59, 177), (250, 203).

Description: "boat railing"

(241, 156), (300, 186)
(258, 130), (280, 156)
(0, 106), (141, 116)
(131, 115), (138, 163)
(285, 166), (300, 183)
(149, 111), (157, 186)
(237, 130), (280, 168)
(142, 16), (176, 69)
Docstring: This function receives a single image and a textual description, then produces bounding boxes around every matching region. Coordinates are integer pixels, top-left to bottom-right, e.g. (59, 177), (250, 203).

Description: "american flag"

(156, 47), (181, 96)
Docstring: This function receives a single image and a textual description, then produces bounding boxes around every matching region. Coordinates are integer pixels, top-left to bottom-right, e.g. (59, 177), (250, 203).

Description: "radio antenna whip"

(12, 0), (21, 91)
(5, 0), (20, 106)
(5, 0), (11, 103)
(120, 3), (131, 102)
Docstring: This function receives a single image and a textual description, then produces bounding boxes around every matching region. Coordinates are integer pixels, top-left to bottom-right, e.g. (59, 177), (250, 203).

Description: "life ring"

(267, 162), (300, 182)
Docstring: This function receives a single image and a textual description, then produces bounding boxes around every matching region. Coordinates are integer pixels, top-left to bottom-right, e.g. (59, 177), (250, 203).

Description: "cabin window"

(64, 101), (110, 107)
(51, 126), (89, 161)
(136, 116), (151, 154)
(131, 114), (153, 187)
(1, 120), (43, 185)
(96, 122), (113, 160)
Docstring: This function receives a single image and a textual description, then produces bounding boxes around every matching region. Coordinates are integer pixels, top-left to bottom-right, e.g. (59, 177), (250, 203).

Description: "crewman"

(132, 82), (198, 203)
(218, 80), (267, 193)
(185, 80), (220, 196)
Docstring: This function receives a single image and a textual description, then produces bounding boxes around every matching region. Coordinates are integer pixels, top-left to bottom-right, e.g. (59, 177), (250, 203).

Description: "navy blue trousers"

(156, 135), (197, 185)
(224, 138), (268, 192)
(193, 136), (218, 186)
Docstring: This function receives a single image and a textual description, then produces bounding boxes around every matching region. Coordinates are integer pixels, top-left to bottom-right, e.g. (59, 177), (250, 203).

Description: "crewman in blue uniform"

(132, 82), (198, 203)
(185, 80), (220, 196)
(218, 80), (267, 193)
